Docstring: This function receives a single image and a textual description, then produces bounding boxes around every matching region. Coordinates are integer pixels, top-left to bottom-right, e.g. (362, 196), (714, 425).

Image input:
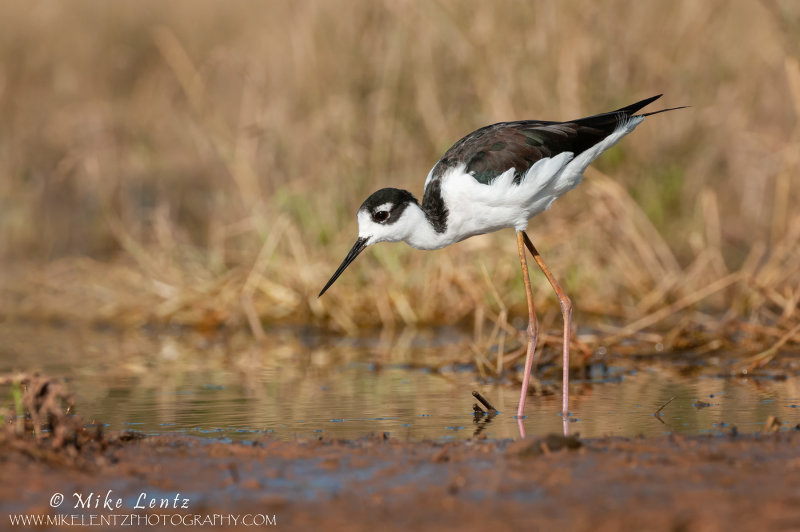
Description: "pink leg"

(522, 232), (572, 435)
(515, 231), (539, 438)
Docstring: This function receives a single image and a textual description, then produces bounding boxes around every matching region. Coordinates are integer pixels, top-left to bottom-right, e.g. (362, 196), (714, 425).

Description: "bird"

(319, 94), (684, 437)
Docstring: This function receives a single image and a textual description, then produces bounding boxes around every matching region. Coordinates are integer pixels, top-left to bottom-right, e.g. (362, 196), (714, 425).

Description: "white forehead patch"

(373, 202), (393, 213)
(356, 210), (372, 229)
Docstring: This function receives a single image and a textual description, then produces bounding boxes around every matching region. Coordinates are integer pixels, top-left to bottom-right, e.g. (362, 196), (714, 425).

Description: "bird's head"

(319, 188), (418, 297)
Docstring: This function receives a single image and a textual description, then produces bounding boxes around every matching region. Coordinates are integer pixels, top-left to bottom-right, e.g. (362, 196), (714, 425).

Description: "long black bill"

(318, 237), (369, 297)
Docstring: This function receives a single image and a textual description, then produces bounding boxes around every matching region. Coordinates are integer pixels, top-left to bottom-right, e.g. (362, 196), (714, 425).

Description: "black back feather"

(427, 95), (665, 187)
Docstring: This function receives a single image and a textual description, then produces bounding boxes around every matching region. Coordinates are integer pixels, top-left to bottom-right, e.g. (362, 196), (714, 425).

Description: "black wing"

(429, 95), (663, 185)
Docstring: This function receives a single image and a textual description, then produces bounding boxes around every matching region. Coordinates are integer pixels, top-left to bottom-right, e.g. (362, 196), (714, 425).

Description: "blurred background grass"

(0, 1), (798, 355)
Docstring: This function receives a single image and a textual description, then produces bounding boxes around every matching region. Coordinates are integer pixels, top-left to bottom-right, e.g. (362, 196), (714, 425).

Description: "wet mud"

(2, 429), (800, 531)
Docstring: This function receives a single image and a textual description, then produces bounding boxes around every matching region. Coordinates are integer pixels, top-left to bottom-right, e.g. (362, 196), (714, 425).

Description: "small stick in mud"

(473, 403), (487, 416)
(654, 396), (676, 416)
(472, 391), (497, 413)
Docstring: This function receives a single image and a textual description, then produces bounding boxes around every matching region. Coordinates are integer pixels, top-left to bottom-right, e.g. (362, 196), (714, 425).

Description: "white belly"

(440, 151), (575, 240)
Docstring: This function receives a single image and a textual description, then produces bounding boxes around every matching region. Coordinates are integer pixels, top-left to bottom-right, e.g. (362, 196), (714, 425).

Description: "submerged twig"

(654, 396), (676, 416)
(472, 401), (497, 438)
(472, 390), (497, 412)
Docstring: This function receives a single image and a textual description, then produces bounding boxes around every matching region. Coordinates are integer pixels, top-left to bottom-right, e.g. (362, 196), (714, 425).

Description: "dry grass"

(1, 1), (799, 366)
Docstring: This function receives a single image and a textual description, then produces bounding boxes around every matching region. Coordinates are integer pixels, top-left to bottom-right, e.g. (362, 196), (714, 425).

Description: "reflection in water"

(472, 408), (497, 438)
(1, 323), (799, 441)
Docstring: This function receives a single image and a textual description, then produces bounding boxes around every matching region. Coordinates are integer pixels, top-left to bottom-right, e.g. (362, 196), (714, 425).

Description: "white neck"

(400, 203), (454, 250)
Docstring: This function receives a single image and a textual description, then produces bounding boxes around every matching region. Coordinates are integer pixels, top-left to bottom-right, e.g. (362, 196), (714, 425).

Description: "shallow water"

(2, 323), (798, 440)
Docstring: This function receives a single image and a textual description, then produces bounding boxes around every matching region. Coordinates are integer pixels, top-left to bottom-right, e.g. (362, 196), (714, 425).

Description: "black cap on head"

(360, 188), (417, 212)
(360, 188), (418, 225)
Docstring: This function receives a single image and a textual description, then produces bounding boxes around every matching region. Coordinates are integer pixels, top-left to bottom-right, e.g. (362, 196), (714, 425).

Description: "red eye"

(374, 211), (389, 222)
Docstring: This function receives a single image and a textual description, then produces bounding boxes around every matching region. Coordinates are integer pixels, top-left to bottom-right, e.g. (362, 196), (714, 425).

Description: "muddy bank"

(2, 430), (799, 531)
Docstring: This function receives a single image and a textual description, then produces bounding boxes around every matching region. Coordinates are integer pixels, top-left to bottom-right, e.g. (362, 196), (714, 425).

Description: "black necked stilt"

(319, 95), (684, 436)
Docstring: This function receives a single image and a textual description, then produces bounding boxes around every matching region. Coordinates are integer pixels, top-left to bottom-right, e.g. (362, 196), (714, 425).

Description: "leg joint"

(559, 294), (573, 316)
(526, 318), (538, 338)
